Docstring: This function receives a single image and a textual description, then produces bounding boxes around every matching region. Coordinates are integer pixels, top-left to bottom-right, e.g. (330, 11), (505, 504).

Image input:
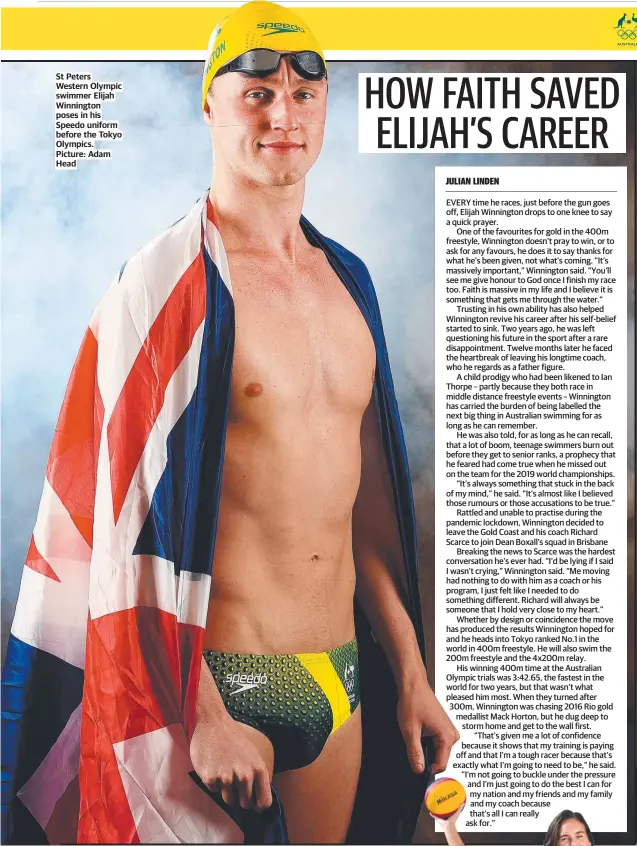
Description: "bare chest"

(226, 245), (376, 421)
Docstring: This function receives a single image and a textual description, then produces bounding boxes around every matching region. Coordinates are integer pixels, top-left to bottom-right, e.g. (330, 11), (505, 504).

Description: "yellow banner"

(2, 7), (636, 52)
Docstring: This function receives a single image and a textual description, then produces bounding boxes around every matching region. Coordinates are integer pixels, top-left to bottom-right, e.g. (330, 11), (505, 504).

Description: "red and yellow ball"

(424, 777), (466, 819)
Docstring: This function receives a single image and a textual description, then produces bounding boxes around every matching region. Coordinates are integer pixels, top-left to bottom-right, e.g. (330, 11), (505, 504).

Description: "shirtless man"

(189, 3), (459, 842)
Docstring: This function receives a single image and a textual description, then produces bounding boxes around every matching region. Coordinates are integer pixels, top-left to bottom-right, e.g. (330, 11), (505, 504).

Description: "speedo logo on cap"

(256, 22), (305, 35)
(226, 671), (268, 695)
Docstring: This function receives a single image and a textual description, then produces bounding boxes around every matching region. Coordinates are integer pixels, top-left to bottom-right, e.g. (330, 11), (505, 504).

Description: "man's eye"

(247, 91), (267, 100)
(296, 91), (313, 100)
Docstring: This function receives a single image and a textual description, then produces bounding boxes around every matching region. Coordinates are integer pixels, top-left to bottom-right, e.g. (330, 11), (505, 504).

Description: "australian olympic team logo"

(343, 662), (356, 700)
(614, 12), (637, 42)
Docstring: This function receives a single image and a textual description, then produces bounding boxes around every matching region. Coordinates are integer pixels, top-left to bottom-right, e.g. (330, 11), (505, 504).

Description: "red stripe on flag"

(25, 535), (60, 582)
(79, 615), (142, 844)
(84, 607), (183, 743)
(78, 727), (140, 845)
(79, 607), (184, 841)
(207, 196), (218, 227)
(46, 327), (100, 549)
(108, 254), (207, 524)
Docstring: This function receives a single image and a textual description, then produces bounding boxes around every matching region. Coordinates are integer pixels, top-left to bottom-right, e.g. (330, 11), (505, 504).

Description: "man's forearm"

(352, 400), (460, 773)
(196, 655), (230, 721)
(355, 553), (426, 690)
(355, 551), (460, 775)
(352, 400), (427, 689)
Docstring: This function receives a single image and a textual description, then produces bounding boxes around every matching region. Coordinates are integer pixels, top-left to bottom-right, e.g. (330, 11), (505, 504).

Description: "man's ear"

(203, 95), (214, 127)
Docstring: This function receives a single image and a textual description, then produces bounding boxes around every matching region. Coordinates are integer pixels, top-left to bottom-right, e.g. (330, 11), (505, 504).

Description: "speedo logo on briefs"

(256, 22), (305, 35)
(226, 672), (268, 695)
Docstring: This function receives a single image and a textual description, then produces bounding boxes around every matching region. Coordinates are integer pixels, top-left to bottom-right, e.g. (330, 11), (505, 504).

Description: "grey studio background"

(2, 69), (634, 842)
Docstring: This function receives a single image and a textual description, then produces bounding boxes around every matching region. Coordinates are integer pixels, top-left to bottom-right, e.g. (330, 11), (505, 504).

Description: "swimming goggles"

(215, 49), (327, 81)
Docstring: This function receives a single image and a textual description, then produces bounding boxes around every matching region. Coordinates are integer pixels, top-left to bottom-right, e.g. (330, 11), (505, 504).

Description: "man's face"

(557, 819), (591, 846)
(204, 56), (327, 187)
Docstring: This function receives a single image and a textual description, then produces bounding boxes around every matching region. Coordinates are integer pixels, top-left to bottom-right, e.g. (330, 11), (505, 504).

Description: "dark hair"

(544, 811), (595, 846)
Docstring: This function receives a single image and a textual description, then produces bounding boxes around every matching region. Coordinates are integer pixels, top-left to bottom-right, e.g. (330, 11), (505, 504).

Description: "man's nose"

(268, 94), (299, 131)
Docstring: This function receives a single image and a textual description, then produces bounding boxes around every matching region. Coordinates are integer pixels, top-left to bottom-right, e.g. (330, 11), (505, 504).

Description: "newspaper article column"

(435, 166), (627, 833)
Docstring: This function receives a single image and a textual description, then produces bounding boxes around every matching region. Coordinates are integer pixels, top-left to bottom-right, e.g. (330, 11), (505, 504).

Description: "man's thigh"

(272, 706), (362, 845)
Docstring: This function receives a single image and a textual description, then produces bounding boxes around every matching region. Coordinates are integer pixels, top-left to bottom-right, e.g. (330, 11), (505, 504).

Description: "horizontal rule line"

(444, 190), (618, 193)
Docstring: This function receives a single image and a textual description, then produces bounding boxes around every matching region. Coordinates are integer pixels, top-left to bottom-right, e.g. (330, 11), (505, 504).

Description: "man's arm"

(190, 656), (273, 810)
(352, 399), (459, 774)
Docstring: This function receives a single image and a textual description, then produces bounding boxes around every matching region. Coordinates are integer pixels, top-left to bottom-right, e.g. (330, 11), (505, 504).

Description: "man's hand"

(190, 712), (273, 812)
(397, 674), (460, 775)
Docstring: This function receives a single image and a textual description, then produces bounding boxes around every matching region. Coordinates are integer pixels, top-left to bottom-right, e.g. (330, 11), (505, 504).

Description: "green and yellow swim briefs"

(203, 638), (360, 773)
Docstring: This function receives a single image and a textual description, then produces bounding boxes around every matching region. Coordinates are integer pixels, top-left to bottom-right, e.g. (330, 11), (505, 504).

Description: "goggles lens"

(217, 49), (326, 80)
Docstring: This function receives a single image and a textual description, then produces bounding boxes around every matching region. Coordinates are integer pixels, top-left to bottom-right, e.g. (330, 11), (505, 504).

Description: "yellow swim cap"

(202, 1), (325, 110)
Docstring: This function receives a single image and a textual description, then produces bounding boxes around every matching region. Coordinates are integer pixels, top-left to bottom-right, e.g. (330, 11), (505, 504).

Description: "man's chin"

(257, 166), (306, 187)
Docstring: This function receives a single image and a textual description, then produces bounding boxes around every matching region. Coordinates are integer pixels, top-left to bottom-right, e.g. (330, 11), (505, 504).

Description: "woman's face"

(557, 818), (591, 846)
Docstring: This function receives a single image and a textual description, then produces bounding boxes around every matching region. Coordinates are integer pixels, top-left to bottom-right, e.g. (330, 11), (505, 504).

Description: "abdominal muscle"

(203, 411), (362, 655)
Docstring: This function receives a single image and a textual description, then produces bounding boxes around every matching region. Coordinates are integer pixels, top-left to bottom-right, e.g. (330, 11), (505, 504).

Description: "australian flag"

(2, 194), (429, 844)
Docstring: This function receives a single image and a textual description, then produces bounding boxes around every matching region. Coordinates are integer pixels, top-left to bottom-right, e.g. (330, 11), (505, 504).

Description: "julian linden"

(446, 177), (500, 185)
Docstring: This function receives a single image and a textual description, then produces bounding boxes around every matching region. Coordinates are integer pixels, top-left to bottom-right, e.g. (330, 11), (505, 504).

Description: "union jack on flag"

(2, 195), (248, 843)
(2, 193), (427, 845)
